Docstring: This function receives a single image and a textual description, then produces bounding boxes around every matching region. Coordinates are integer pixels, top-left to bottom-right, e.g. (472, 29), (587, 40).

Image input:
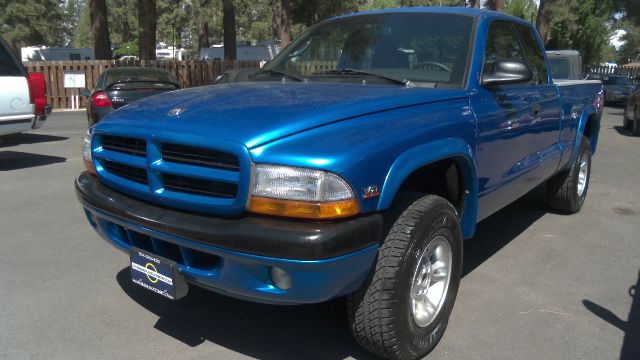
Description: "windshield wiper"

(313, 69), (414, 87)
(253, 69), (306, 82)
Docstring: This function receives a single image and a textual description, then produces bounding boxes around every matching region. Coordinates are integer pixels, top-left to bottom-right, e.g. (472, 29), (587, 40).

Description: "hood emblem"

(167, 107), (185, 116)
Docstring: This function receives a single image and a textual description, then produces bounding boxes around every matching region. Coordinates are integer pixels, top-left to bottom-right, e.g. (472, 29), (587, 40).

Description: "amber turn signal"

(248, 196), (359, 220)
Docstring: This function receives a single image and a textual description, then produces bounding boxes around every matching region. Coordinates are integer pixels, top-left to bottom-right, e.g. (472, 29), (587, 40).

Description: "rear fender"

(572, 105), (600, 161)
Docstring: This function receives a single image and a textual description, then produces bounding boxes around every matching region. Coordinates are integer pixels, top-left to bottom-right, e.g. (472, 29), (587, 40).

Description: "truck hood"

(101, 82), (467, 148)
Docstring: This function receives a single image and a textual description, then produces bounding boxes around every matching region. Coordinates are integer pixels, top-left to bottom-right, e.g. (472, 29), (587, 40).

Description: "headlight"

(83, 128), (96, 174)
(248, 164), (359, 219)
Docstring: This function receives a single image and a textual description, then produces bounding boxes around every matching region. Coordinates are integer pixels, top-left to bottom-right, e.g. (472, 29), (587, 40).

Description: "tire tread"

(348, 195), (459, 360)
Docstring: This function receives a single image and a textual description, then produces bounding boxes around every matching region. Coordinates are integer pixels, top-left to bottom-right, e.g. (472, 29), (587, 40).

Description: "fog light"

(270, 267), (292, 290)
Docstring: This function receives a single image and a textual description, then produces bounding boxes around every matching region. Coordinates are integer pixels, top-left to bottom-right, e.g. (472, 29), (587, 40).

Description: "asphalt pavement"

(0, 107), (638, 360)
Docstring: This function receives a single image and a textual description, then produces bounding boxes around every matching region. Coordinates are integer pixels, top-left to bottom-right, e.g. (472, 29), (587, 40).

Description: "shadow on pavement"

(116, 269), (383, 360)
(463, 185), (548, 276)
(613, 125), (638, 137)
(115, 186), (550, 359)
(0, 133), (68, 147)
(0, 151), (66, 171)
(583, 270), (640, 360)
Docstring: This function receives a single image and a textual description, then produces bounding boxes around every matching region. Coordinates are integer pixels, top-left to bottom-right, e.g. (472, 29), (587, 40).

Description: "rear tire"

(347, 195), (463, 360)
(548, 135), (591, 213)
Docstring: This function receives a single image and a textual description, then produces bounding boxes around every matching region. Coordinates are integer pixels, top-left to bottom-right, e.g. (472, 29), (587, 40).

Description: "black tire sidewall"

(393, 200), (463, 358)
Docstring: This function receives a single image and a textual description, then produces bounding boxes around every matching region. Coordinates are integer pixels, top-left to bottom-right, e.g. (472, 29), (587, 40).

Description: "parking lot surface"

(1, 108), (638, 360)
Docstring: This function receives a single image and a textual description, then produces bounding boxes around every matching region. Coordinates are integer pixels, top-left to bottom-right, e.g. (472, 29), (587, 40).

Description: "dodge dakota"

(76, 8), (603, 360)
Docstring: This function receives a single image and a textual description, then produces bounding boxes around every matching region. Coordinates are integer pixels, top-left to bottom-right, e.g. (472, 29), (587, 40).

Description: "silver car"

(0, 37), (35, 136)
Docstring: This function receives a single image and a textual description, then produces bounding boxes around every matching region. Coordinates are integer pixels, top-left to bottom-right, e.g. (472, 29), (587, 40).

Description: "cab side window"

(515, 24), (549, 85)
(483, 21), (524, 78)
(0, 41), (24, 77)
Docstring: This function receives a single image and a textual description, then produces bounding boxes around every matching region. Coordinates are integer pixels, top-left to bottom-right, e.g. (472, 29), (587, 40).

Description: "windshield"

(603, 76), (633, 86)
(105, 70), (177, 88)
(263, 13), (474, 87)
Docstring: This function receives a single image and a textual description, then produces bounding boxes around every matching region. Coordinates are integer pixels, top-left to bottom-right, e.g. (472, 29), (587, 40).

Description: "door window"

(515, 24), (549, 84)
(483, 21), (524, 78)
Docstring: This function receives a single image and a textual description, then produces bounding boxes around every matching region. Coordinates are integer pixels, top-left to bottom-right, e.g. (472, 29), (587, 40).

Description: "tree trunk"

(280, 0), (291, 48)
(223, 0), (236, 60)
(138, 0), (156, 60)
(486, 0), (504, 12)
(536, 0), (552, 45)
(469, 0), (480, 8)
(89, 0), (112, 59)
(271, 0), (280, 40)
(198, 20), (209, 49)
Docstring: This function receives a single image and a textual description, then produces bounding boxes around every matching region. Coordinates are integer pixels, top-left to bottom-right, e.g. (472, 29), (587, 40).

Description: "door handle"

(532, 103), (541, 116)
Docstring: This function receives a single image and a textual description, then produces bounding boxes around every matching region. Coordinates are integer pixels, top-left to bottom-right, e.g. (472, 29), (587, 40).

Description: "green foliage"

(504, 0), (537, 22)
(4, 0), (627, 65)
(546, 0), (614, 65)
(0, 0), (66, 51)
(360, 0), (399, 10)
(617, 24), (640, 64)
(73, 1), (93, 48)
(63, 0), (85, 45)
(157, 0), (191, 47)
(291, 0), (362, 26)
(113, 40), (138, 56)
(108, 0), (137, 46)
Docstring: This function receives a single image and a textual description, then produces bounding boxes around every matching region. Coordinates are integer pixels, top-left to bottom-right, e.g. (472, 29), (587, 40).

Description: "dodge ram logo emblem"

(167, 107), (184, 116)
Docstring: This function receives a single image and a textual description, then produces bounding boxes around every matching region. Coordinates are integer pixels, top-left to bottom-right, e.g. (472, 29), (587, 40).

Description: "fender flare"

(572, 105), (600, 161)
(378, 138), (478, 239)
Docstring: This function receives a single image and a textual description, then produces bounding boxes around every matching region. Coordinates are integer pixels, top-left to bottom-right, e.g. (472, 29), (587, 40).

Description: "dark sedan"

(83, 67), (180, 126)
(600, 74), (635, 105)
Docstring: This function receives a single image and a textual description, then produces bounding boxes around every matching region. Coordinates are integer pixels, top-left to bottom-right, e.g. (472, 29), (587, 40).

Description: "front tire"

(347, 195), (463, 360)
(548, 135), (592, 213)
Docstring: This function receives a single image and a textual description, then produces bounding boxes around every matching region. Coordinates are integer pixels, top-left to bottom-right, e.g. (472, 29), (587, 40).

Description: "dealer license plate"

(130, 247), (188, 300)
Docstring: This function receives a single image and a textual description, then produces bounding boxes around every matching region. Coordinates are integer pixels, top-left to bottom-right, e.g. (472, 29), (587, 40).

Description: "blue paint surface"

(82, 7), (603, 303)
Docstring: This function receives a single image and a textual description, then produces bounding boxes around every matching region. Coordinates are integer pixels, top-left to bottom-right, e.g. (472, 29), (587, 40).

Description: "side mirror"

(482, 59), (533, 86)
(80, 89), (91, 97)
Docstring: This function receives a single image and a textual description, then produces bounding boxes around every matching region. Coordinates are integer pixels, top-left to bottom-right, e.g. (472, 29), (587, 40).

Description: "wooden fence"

(22, 60), (640, 109)
(22, 59), (261, 109)
(587, 65), (640, 78)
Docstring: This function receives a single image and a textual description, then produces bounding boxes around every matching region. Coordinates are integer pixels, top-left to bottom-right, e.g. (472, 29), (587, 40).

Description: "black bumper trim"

(75, 172), (382, 260)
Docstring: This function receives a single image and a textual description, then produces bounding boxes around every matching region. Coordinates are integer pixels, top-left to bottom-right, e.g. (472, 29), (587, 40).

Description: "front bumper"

(76, 172), (382, 304)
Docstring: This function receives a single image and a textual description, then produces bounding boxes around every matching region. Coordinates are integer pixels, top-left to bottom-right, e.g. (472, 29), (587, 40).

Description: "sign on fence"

(63, 70), (86, 88)
(63, 70), (86, 110)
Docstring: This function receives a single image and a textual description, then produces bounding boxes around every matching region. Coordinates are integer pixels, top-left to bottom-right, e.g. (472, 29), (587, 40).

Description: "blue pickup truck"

(76, 8), (603, 360)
